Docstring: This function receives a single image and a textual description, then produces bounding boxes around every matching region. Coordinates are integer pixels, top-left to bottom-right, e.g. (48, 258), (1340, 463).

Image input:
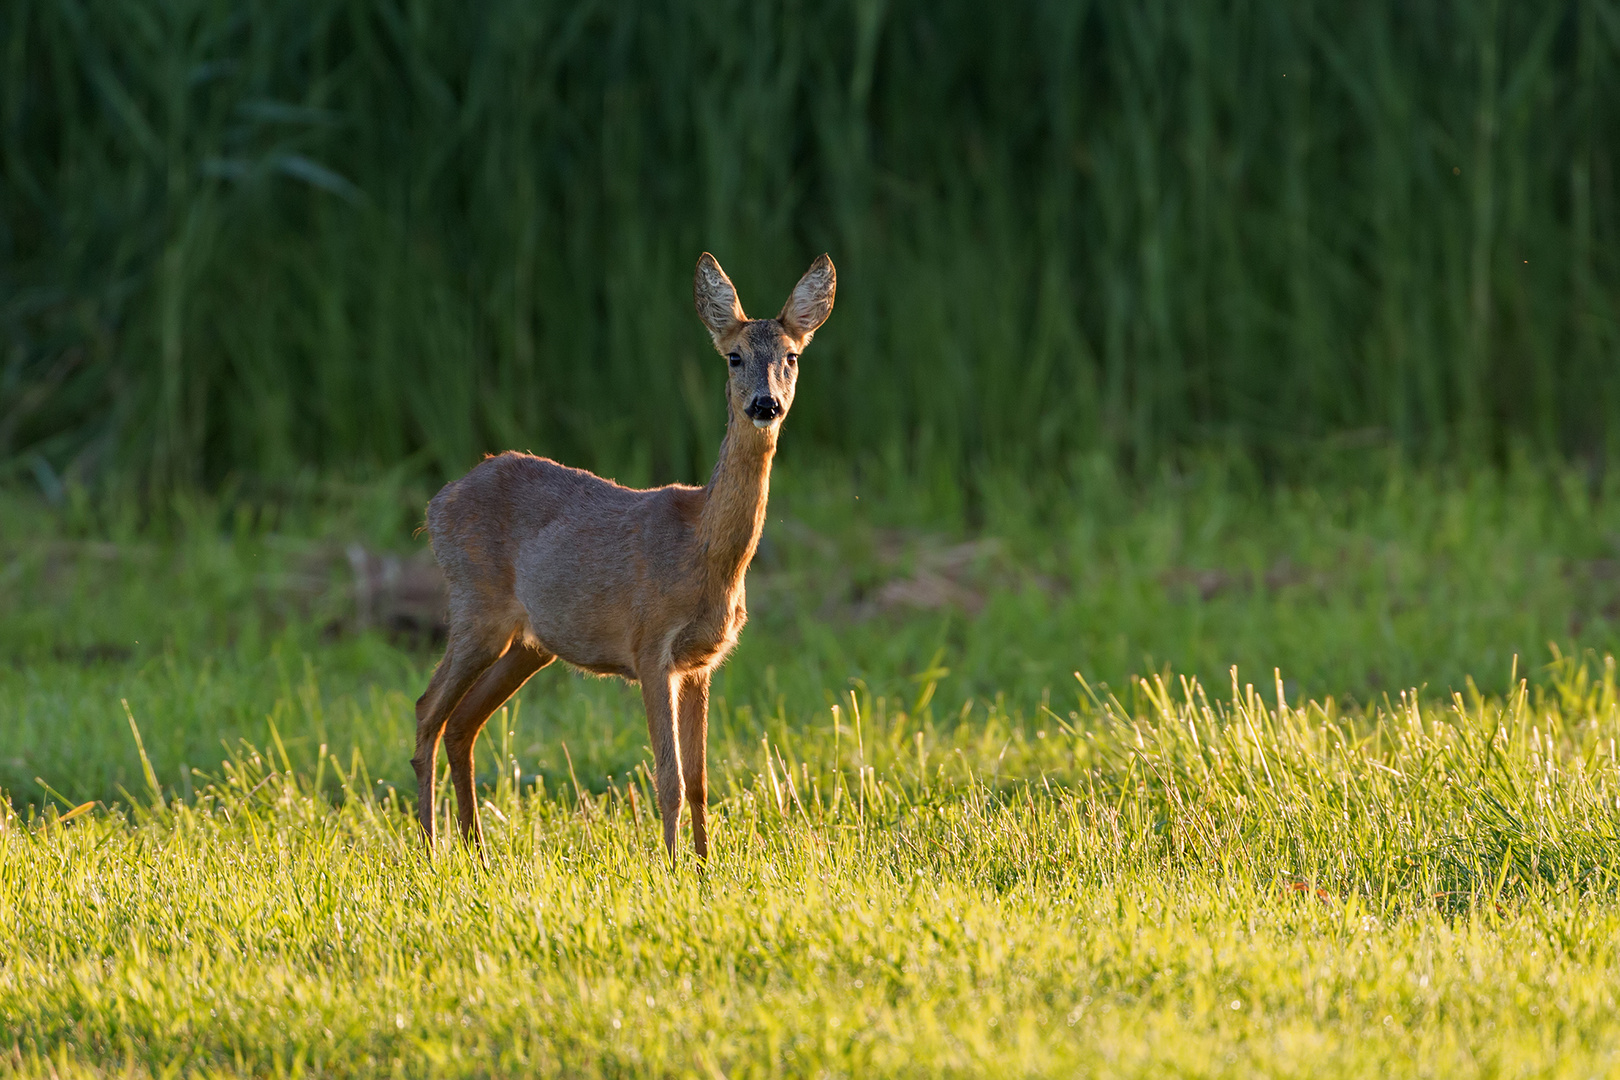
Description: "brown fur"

(413, 253), (835, 863)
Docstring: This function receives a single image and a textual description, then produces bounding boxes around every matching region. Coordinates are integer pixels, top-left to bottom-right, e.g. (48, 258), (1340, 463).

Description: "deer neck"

(696, 417), (775, 595)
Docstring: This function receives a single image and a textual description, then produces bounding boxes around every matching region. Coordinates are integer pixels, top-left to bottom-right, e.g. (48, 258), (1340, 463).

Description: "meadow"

(5, 3), (1620, 1073)
(5, 461), (1620, 1077)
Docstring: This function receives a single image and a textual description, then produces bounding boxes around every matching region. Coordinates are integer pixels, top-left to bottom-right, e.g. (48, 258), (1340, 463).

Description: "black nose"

(745, 395), (781, 421)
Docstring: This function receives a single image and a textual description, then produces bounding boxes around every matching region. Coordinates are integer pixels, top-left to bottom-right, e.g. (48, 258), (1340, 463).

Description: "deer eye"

(727, 353), (743, 368)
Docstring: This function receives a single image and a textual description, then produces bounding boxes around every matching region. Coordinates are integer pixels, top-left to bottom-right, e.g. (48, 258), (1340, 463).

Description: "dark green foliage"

(4, 1), (1618, 493)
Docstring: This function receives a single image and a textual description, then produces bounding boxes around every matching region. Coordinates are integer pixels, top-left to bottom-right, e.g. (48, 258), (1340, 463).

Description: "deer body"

(413, 253), (833, 862)
(428, 437), (765, 680)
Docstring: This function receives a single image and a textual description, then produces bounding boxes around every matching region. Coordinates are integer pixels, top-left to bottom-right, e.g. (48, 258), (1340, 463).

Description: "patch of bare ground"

(245, 540), (447, 646)
(752, 523), (1065, 621)
(1157, 559), (1333, 602)
(340, 543), (447, 646)
(5, 538), (449, 656)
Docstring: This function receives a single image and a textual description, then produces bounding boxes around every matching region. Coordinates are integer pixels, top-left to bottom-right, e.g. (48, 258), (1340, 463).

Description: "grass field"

(5, 462), (1620, 1076)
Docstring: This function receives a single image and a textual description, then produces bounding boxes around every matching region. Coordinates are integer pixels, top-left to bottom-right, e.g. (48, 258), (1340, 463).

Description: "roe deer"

(413, 252), (835, 862)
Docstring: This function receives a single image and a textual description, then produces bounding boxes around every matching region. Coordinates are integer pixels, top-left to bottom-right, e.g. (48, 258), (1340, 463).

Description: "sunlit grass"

(6, 655), (1620, 1077)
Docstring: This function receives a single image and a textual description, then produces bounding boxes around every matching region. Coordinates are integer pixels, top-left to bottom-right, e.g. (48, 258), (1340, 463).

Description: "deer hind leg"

(412, 630), (511, 846)
(442, 642), (553, 849)
(640, 670), (684, 865)
(678, 671), (712, 860)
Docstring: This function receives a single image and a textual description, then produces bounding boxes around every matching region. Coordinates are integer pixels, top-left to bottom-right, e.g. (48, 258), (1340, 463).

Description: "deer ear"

(694, 253), (747, 343)
(779, 254), (835, 340)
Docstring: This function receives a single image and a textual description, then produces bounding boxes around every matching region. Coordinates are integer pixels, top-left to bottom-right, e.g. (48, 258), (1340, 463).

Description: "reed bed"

(4, 1), (1618, 495)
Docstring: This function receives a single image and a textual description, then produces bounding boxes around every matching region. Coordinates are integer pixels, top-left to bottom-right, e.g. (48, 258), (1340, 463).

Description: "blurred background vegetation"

(4, 0), (1618, 502)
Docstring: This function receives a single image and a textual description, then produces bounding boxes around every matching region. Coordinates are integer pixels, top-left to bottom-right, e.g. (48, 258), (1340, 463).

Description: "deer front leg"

(640, 670), (684, 864)
(678, 671), (711, 860)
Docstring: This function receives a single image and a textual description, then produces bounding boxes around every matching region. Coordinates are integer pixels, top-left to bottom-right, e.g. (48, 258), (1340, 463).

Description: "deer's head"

(694, 253), (835, 433)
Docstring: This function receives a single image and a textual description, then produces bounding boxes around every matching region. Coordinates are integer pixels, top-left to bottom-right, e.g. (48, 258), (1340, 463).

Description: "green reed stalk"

(2, 0), (1616, 495)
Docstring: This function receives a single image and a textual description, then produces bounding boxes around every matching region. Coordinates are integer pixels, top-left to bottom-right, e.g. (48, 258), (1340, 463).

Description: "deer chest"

(670, 596), (748, 671)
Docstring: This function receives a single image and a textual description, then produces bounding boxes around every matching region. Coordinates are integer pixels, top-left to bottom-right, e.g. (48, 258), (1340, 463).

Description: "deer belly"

(522, 610), (637, 680)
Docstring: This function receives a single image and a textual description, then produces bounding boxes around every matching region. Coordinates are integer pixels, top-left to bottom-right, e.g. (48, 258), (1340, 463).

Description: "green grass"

(6, 458), (1620, 804)
(5, 464), (1620, 1075)
(7, 670), (1620, 1078)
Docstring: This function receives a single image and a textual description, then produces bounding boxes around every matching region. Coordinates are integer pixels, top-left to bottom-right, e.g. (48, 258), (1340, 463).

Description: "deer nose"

(745, 395), (782, 422)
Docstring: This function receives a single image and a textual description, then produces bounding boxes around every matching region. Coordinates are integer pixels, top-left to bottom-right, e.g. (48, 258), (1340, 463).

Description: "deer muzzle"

(745, 394), (782, 427)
